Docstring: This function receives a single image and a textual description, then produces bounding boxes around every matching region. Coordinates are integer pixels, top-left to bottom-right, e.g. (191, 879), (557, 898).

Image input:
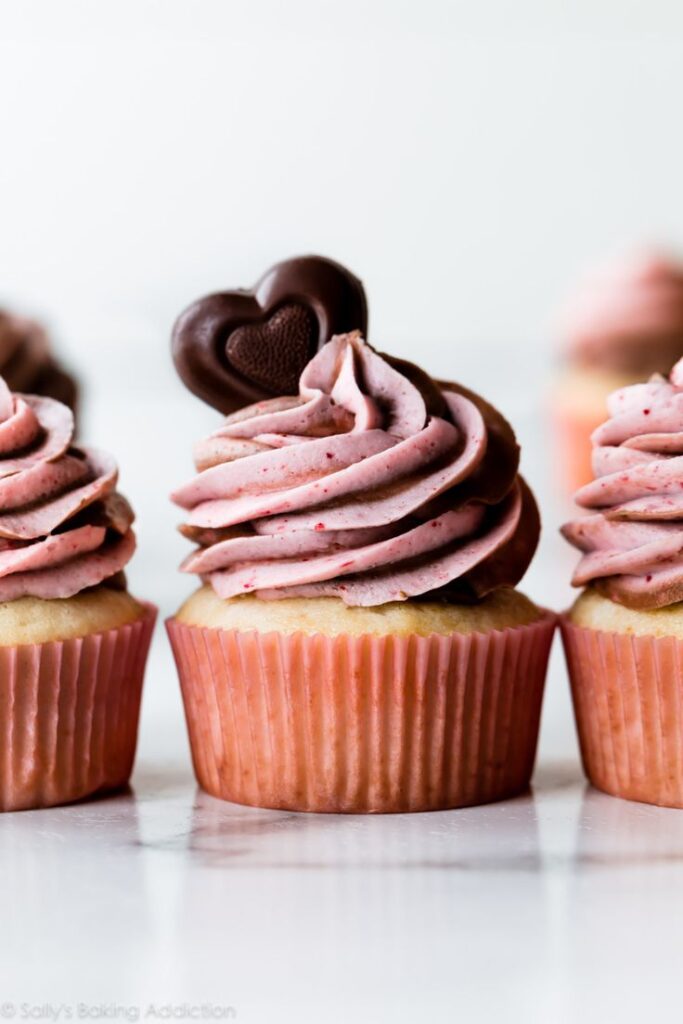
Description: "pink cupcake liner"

(167, 613), (556, 813)
(0, 604), (157, 812)
(561, 615), (683, 808)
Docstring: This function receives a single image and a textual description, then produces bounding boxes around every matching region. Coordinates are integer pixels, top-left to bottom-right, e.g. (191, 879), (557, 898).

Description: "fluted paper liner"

(561, 616), (683, 808)
(167, 614), (555, 813)
(0, 605), (156, 812)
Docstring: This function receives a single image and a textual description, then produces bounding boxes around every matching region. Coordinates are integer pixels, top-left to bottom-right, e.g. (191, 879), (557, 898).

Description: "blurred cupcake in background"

(168, 327), (555, 814)
(0, 308), (77, 413)
(561, 356), (683, 807)
(0, 373), (156, 812)
(553, 249), (683, 493)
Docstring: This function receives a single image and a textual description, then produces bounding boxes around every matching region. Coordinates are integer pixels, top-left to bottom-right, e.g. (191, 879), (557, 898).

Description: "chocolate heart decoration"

(172, 255), (368, 414)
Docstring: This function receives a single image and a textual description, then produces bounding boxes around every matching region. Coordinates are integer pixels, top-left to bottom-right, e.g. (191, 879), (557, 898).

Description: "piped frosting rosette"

(0, 376), (135, 600)
(173, 332), (539, 607)
(562, 357), (683, 609)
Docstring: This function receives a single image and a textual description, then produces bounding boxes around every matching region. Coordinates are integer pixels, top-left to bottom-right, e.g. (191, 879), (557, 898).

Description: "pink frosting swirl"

(0, 376), (135, 600)
(561, 251), (683, 375)
(563, 357), (683, 608)
(173, 333), (539, 607)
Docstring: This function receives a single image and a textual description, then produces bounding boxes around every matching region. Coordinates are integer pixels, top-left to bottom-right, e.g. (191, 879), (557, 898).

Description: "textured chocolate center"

(226, 304), (317, 395)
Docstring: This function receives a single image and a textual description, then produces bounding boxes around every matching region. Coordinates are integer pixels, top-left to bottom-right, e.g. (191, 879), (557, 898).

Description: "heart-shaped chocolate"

(172, 255), (368, 414)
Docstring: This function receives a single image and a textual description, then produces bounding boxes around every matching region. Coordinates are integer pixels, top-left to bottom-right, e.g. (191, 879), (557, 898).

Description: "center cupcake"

(167, 264), (555, 812)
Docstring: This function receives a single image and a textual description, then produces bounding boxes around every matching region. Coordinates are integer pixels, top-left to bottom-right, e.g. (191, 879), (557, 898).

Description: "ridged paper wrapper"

(0, 604), (157, 812)
(561, 615), (683, 808)
(167, 613), (556, 813)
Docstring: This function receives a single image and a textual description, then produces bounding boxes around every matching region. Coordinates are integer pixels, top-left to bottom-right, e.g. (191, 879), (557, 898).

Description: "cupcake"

(0, 308), (77, 412)
(0, 375), (155, 811)
(561, 356), (683, 807)
(553, 250), (683, 493)
(167, 266), (554, 813)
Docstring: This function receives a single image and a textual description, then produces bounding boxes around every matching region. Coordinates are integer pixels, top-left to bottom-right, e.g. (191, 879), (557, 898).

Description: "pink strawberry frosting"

(561, 251), (683, 376)
(173, 332), (539, 607)
(563, 357), (683, 608)
(0, 376), (135, 600)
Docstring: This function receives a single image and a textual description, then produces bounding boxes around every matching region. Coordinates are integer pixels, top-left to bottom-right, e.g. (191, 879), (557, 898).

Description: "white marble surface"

(3, 631), (683, 1024)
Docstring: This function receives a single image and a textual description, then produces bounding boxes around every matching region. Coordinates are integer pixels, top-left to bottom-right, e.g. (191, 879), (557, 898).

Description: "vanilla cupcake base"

(569, 587), (683, 638)
(168, 588), (555, 814)
(562, 589), (683, 808)
(0, 588), (156, 812)
(0, 587), (146, 645)
(175, 585), (543, 637)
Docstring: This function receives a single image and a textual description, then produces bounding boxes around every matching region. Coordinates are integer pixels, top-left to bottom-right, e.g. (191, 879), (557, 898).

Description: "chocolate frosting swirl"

(0, 376), (135, 600)
(562, 358), (683, 609)
(561, 252), (683, 376)
(173, 333), (539, 607)
(0, 311), (77, 411)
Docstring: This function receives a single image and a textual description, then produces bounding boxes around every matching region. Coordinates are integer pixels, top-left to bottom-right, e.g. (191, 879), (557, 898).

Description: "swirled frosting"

(0, 376), (135, 600)
(0, 310), (77, 410)
(173, 332), (539, 607)
(561, 251), (683, 376)
(562, 357), (683, 608)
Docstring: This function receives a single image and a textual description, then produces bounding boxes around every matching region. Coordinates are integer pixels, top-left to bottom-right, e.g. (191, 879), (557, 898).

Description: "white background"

(3, 4), (683, 1021)
(2, 0), (683, 759)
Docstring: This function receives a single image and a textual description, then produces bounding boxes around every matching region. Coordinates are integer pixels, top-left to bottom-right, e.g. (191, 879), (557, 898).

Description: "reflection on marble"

(2, 736), (683, 1024)
(150, 786), (544, 872)
(576, 784), (683, 869)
